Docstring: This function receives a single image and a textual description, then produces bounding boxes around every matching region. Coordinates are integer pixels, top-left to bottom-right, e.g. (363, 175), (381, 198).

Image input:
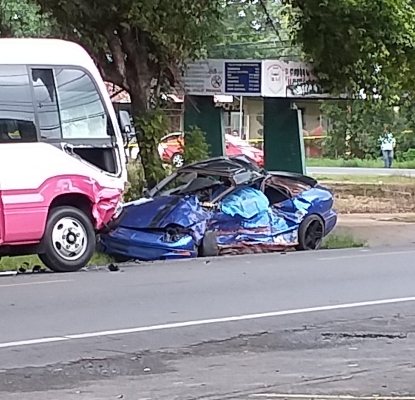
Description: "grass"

(306, 157), (415, 169)
(314, 174), (415, 184)
(0, 234), (367, 272)
(322, 233), (366, 250)
(0, 252), (113, 272)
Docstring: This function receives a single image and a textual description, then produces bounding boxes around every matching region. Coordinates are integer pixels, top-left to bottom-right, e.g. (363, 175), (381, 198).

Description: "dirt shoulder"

(323, 181), (415, 214)
(335, 213), (415, 248)
(320, 180), (415, 247)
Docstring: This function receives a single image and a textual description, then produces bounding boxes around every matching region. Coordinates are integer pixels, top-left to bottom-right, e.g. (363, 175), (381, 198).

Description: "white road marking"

(319, 249), (415, 261)
(250, 395), (415, 400)
(0, 296), (415, 349)
(0, 279), (72, 288)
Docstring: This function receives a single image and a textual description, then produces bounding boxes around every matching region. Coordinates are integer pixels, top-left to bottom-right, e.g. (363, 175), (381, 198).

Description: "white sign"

(180, 59), (338, 98)
(180, 60), (224, 95)
(262, 60), (328, 98)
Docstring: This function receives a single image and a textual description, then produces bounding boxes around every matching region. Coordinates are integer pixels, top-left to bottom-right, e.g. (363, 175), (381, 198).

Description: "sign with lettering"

(224, 62), (262, 95)
(180, 60), (224, 95)
(262, 60), (329, 98)
(180, 59), (339, 98)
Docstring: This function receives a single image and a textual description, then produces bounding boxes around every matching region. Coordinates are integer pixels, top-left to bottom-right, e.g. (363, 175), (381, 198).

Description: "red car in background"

(158, 132), (264, 168)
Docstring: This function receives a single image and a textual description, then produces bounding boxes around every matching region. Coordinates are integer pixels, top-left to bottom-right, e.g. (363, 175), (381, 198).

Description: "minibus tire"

(39, 206), (95, 273)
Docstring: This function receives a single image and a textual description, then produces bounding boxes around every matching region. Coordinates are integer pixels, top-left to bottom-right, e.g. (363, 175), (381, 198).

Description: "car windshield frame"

(148, 156), (264, 198)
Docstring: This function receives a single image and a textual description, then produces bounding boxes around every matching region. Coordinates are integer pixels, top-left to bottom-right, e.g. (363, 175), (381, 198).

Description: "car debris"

(99, 155), (337, 262)
(108, 263), (120, 272)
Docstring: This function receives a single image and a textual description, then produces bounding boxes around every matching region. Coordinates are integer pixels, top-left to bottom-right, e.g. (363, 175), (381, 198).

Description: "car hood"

(119, 195), (211, 230)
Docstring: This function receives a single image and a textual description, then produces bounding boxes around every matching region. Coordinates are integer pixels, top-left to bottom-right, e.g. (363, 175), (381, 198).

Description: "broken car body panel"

(100, 156), (337, 261)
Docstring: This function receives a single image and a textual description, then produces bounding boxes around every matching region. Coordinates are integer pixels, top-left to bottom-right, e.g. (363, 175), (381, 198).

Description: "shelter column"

(184, 96), (225, 157)
(263, 98), (305, 174)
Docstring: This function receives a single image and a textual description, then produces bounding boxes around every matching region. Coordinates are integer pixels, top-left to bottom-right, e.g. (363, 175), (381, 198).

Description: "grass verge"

(306, 157), (415, 169)
(0, 252), (114, 272)
(1, 233), (366, 272)
(321, 233), (366, 250)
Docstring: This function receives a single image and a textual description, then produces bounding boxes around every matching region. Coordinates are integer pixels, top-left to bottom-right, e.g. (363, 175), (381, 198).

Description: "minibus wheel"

(39, 206), (95, 272)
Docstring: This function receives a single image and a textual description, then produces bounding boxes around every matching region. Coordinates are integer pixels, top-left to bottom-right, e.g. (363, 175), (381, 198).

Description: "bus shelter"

(181, 59), (333, 174)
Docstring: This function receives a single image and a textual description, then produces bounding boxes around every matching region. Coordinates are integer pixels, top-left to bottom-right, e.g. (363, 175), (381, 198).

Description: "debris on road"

(108, 264), (120, 272)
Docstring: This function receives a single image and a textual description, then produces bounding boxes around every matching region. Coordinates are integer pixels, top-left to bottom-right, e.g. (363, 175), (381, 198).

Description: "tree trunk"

(129, 88), (167, 190)
(108, 28), (166, 190)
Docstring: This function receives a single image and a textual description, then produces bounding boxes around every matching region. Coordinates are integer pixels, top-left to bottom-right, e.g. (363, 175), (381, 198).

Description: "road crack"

(321, 332), (407, 340)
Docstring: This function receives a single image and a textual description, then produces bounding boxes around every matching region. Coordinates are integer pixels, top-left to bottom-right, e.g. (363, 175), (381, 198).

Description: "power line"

(213, 39), (292, 47)
(257, 0), (285, 44)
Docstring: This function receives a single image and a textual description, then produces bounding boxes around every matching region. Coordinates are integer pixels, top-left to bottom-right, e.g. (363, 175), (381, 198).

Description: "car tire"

(296, 214), (325, 251)
(171, 153), (184, 168)
(39, 206), (95, 272)
(200, 231), (219, 257)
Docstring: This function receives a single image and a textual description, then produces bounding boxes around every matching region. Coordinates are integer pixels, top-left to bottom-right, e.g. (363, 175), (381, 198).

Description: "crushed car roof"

(178, 155), (317, 187)
(148, 155), (317, 198)
(178, 155), (263, 175)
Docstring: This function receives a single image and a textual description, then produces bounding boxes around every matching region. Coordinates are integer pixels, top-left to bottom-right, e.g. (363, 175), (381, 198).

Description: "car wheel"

(296, 215), (325, 251)
(200, 231), (219, 257)
(39, 206), (95, 272)
(171, 153), (184, 168)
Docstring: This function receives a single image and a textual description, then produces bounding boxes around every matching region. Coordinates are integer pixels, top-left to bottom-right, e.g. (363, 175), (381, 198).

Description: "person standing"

(379, 126), (396, 168)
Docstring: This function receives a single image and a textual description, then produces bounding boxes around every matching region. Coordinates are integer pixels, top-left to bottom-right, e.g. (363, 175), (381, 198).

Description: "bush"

(180, 126), (210, 165)
(400, 148), (415, 162)
(123, 160), (146, 202)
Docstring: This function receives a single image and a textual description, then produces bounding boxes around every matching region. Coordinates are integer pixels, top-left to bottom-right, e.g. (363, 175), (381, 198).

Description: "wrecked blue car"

(99, 156), (337, 261)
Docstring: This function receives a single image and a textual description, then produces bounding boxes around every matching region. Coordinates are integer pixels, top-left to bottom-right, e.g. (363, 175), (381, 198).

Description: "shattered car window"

(268, 176), (312, 196)
(160, 172), (228, 202)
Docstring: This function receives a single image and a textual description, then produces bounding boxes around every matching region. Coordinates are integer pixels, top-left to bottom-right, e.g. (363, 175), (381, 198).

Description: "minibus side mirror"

(119, 110), (132, 133)
(118, 110), (133, 145)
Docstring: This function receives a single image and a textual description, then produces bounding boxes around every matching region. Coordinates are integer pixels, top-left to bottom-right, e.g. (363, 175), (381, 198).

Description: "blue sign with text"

(224, 62), (262, 95)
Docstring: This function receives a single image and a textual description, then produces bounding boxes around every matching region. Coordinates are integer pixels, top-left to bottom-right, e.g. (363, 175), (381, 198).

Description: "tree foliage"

(134, 108), (169, 188)
(210, 0), (301, 60)
(284, 0), (415, 97)
(180, 126), (210, 165)
(0, 0), (54, 37)
(321, 99), (414, 160)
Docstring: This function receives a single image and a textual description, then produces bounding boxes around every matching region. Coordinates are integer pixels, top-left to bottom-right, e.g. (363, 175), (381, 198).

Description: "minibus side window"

(32, 68), (61, 139)
(54, 68), (113, 139)
(0, 65), (37, 143)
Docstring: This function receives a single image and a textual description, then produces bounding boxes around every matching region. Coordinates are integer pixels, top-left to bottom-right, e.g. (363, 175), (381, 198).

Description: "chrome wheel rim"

(52, 217), (88, 261)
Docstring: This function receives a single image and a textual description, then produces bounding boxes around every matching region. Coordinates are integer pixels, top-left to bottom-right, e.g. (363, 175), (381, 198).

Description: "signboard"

(262, 60), (328, 98)
(180, 60), (224, 95)
(224, 62), (262, 95)
(180, 59), (338, 98)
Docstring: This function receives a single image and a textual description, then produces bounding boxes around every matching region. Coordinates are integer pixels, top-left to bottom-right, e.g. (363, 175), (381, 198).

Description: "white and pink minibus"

(0, 38), (129, 272)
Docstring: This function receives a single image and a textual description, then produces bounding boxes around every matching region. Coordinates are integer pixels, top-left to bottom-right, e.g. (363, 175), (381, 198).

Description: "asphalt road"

(1, 247), (415, 398)
(307, 166), (415, 176)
